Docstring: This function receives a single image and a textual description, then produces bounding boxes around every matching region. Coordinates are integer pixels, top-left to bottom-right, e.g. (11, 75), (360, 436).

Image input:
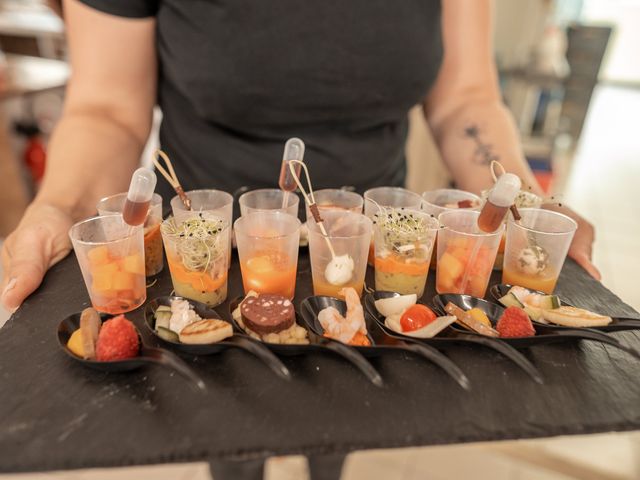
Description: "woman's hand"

(1, 203), (74, 311)
(546, 204), (601, 280)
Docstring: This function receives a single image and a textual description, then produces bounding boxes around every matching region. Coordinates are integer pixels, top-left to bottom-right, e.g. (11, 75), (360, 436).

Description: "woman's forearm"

(34, 110), (146, 221)
(428, 99), (543, 197)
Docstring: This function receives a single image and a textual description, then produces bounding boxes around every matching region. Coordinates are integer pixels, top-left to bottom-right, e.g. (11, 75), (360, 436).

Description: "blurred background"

(0, 0), (639, 479)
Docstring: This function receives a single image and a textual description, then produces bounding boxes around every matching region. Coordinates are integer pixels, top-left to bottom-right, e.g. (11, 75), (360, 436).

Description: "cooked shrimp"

(341, 287), (367, 335)
(318, 306), (359, 344)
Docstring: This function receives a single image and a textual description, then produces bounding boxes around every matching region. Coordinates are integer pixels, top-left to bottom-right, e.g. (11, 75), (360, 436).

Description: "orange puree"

(241, 251), (297, 299)
(375, 253), (429, 276)
(166, 255), (227, 292)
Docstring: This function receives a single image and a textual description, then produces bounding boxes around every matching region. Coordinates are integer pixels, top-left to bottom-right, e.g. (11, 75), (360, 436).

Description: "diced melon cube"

(91, 274), (113, 293)
(438, 252), (465, 281)
(91, 262), (118, 287)
(468, 275), (487, 297)
(246, 256), (274, 273)
(113, 271), (136, 291)
(122, 254), (145, 275)
(87, 245), (111, 266)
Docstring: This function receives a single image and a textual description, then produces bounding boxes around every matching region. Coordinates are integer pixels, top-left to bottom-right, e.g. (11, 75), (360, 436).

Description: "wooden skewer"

(152, 149), (191, 210)
(288, 160), (336, 258)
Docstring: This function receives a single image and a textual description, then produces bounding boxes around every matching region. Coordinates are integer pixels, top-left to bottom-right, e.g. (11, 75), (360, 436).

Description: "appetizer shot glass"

(96, 192), (164, 276)
(436, 209), (503, 298)
(363, 187), (423, 265)
(308, 210), (372, 299)
(238, 188), (300, 217)
(502, 208), (577, 294)
(304, 189), (364, 221)
(171, 189), (233, 267)
(480, 189), (544, 271)
(421, 188), (483, 270)
(373, 209), (439, 297)
(69, 215), (146, 314)
(234, 211), (301, 300)
(161, 214), (231, 307)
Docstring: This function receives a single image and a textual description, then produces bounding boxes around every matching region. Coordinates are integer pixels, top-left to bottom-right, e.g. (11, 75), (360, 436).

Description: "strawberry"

(496, 306), (535, 338)
(95, 315), (139, 361)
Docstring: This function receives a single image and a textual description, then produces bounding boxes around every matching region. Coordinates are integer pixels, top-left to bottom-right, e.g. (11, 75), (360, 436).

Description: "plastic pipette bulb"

(278, 138), (305, 192)
(122, 167), (157, 227)
(477, 173), (521, 232)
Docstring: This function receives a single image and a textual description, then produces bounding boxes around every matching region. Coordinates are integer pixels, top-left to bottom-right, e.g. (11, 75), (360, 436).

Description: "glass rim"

(96, 192), (162, 213)
(374, 207), (440, 227)
(421, 188), (482, 206)
(363, 186), (422, 202)
(438, 209), (504, 238)
(307, 211), (373, 240)
(160, 214), (230, 239)
(234, 210), (301, 239)
(508, 208), (578, 236)
(170, 189), (234, 211)
(68, 214), (142, 245)
(238, 188), (300, 207)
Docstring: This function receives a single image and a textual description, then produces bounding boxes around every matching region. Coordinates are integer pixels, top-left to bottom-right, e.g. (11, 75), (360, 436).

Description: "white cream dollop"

(324, 254), (355, 286)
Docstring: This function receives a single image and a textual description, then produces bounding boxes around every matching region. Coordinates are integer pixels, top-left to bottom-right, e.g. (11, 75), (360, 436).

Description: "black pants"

(209, 453), (346, 480)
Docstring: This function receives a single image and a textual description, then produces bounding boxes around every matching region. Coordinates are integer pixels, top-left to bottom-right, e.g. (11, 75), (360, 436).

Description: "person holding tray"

(0, 1), (599, 476)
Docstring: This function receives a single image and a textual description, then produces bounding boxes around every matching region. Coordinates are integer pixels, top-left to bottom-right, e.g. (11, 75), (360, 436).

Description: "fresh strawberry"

(496, 306), (535, 338)
(95, 315), (139, 361)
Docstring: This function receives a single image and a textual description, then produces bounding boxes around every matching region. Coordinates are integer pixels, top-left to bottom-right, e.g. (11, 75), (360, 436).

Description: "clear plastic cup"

(373, 209), (439, 297)
(502, 208), (577, 294)
(304, 189), (363, 222)
(69, 215), (146, 314)
(234, 211), (301, 300)
(171, 189), (233, 267)
(363, 187), (423, 265)
(96, 192), (164, 276)
(480, 189), (544, 271)
(171, 189), (233, 225)
(307, 211), (372, 299)
(436, 210), (503, 298)
(238, 188), (299, 217)
(160, 214), (231, 307)
(421, 189), (483, 270)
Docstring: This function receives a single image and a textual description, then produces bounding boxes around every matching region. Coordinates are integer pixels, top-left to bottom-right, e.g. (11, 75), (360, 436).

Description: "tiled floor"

(1, 85), (639, 479)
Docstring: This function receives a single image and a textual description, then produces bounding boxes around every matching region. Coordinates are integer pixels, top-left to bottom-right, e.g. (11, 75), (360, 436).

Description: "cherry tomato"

(400, 304), (437, 332)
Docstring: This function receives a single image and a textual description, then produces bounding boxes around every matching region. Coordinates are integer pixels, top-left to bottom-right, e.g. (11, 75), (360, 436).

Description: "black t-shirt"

(79, 0), (443, 200)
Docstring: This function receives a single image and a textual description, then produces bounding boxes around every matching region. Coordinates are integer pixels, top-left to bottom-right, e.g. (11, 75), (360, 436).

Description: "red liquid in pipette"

(278, 160), (302, 192)
(477, 201), (508, 233)
(123, 199), (150, 226)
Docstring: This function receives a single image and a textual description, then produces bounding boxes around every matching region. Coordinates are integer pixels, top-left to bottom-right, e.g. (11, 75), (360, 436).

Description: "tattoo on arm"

(464, 125), (499, 165)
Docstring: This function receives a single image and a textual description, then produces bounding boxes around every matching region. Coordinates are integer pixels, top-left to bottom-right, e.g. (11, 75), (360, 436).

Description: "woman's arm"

(424, 0), (599, 279)
(1, 0), (157, 310)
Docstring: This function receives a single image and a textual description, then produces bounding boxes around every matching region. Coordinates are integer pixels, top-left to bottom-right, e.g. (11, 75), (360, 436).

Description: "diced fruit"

(245, 255), (274, 273)
(87, 246), (110, 266)
(400, 304), (437, 332)
(91, 275), (113, 294)
(468, 308), (491, 327)
(122, 254), (145, 275)
(438, 252), (465, 281)
(496, 306), (535, 338)
(112, 271), (136, 291)
(67, 329), (86, 358)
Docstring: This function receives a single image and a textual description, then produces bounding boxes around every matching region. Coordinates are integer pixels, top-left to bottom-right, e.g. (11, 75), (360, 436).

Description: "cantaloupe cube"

(113, 271), (136, 291)
(468, 275), (487, 297)
(438, 251), (465, 281)
(122, 254), (145, 275)
(91, 262), (118, 286)
(87, 245), (110, 266)
(91, 274), (113, 293)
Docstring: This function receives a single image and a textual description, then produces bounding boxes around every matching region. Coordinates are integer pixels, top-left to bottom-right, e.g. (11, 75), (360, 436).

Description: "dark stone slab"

(1, 251), (638, 473)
